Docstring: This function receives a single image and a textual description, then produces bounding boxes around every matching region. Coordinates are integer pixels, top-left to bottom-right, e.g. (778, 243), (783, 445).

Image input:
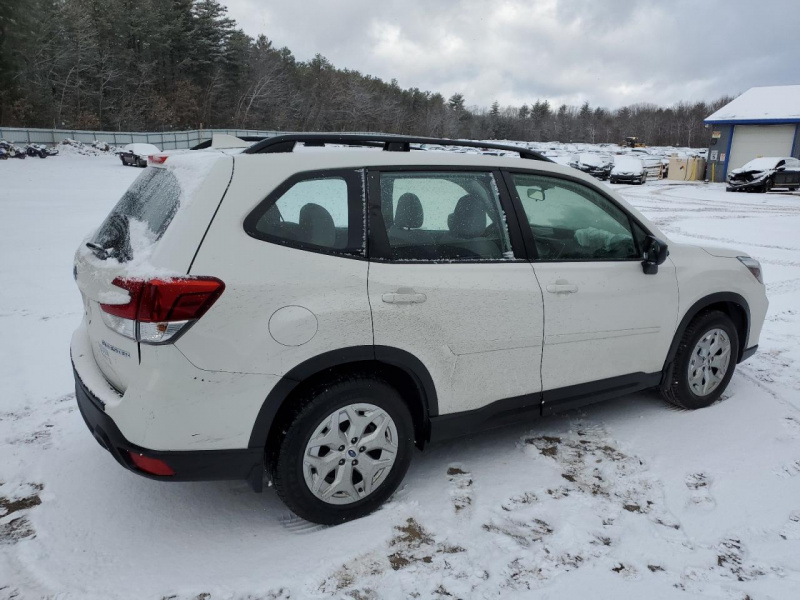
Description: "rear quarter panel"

(179, 155), (373, 377)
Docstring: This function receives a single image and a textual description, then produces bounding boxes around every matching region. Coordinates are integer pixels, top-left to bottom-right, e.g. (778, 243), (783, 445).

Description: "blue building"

(704, 85), (800, 182)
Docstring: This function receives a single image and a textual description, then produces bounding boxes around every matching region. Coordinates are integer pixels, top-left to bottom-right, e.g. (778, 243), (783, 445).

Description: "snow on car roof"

(735, 157), (784, 171)
(123, 142), (161, 154)
(705, 85), (800, 122)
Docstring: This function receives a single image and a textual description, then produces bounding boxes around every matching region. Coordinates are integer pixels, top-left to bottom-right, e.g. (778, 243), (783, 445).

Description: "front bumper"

(610, 174), (644, 183)
(726, 178), (767, 191)
(73, 365), (264, 489)
(579, 167), (611, 179)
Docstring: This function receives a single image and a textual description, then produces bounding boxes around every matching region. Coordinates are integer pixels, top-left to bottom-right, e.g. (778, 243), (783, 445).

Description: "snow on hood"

(730, 157), (782, 174)
(612, 157), (643, 174)
(577, 153), (609, 167)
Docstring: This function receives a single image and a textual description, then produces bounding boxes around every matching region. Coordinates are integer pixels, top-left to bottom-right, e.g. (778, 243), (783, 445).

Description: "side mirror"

(777, 165), (786, 172)
(642, 235), (668, 275)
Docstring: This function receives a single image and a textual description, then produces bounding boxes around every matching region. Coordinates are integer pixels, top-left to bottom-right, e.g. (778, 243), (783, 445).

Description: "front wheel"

(271, 376), (414, 524)
(661, 310), (739, 409)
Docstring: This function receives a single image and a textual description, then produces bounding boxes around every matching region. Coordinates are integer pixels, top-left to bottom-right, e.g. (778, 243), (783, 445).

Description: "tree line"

(0, 0), (730, 147)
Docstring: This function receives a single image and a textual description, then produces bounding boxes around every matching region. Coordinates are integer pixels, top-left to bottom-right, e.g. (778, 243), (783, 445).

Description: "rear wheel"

(662, 311), (739, 409)
(271, 376), (414, 524)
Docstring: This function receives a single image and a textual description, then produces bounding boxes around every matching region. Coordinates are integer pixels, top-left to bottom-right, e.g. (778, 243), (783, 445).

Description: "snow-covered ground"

(2, 155), (800, 600)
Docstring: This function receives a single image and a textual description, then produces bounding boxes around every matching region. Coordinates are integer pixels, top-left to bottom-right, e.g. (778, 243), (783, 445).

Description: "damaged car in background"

(727, 157), (800, 193)
(568, 152), (613, 180)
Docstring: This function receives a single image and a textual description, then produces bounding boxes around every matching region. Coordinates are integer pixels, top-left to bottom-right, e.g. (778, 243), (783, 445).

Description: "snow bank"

(57, 138), (121, 156)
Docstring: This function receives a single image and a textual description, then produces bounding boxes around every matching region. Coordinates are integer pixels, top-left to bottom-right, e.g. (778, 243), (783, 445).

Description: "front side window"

(379, 171), (514, 261)
(246, 170), (364, 256)
(512, 173), (638, 261)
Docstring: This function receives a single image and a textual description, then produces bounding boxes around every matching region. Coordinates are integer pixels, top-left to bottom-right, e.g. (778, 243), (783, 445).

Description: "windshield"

(739, 157), (781, 171)
(91, 169), (180, 261)
(613, 157), (643, 171)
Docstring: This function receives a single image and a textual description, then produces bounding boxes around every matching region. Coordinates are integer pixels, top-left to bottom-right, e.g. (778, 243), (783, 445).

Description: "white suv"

(71, 134), (767, 524)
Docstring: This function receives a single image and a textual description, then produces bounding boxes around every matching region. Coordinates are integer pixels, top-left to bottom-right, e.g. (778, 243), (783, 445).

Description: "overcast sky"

(218, 0), (800, 110)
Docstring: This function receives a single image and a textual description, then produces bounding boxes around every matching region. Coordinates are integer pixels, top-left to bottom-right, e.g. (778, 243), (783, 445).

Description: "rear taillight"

(128, 452), (175, 476)
(99, 276), (224, 344)
(148, 154), (168, 165)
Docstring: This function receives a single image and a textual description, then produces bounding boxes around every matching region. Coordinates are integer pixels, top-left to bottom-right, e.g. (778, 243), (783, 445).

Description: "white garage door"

(728, 124), (796, 173)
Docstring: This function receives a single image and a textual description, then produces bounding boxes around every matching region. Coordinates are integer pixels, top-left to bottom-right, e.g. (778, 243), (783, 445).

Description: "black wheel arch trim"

(663, 292), (751, 374)
(247, 345), (439, 449)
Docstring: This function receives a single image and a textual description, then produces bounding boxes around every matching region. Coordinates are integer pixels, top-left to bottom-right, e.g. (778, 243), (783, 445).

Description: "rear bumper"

(73, 365), (264, 488)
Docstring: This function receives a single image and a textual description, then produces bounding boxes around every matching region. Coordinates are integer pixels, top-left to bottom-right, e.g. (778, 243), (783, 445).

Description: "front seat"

(388, 193), (433, 248)
(443, 194), (500, 258)
(299, 203), (336, 247)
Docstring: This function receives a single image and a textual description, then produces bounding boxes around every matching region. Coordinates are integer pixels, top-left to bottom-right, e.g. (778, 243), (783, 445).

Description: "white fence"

(0, 127), (285, 149)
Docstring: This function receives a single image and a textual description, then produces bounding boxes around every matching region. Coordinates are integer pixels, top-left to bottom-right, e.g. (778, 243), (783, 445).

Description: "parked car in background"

(549, 154), (574, 167)
(118, 143), (161, 167)
(727, 157), (800, 193)
(610, 156), (647, 184)
(569, 152), (613, 179)
(638, 155), (663, 179)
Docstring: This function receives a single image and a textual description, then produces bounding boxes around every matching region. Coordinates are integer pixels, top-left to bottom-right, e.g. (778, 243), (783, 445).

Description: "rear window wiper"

(86, 242), (111, 260)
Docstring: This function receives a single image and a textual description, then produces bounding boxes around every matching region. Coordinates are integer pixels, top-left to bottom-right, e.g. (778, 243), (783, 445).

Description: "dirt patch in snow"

(0, 483), (43, 544)
(320, 518), (470, 597)
(446, 464), (473, 514)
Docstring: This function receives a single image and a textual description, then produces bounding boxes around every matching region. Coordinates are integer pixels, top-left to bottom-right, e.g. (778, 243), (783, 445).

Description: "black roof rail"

(243, 133), (552, 162)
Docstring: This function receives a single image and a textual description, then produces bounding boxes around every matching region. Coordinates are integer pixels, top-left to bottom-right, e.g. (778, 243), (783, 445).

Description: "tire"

(271, 375), (414, 524)
(661, 310), (739, 410)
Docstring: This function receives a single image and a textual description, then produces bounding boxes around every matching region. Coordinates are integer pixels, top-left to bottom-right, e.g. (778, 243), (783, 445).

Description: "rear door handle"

(546, 283), (578, 294)
(382, 289), (427, 304)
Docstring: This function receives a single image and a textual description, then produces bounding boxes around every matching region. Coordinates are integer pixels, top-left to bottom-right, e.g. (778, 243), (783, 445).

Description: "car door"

(367, 168), (544, 416)
(504, 171), (678, 414)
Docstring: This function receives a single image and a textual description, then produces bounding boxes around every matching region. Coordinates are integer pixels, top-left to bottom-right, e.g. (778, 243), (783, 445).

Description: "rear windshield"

(91, 168), (180, 261)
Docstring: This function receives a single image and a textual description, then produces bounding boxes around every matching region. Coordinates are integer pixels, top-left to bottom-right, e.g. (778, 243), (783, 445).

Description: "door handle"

(546, 283), (578, 294)
(382, 289), (427, 304)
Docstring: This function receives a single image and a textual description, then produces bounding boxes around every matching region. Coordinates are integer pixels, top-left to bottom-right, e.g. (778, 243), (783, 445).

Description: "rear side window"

(245, 169), (365, 256)
(91, 168), (181, 262)
(378, 171), (514, 261)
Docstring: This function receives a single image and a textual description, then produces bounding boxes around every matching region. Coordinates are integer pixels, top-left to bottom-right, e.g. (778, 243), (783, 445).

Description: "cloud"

(218, 0), (800, 109)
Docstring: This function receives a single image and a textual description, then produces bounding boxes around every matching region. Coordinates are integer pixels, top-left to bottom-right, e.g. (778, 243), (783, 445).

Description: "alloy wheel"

(302, 403), (398, 505)
(687, 328), (732, 397)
